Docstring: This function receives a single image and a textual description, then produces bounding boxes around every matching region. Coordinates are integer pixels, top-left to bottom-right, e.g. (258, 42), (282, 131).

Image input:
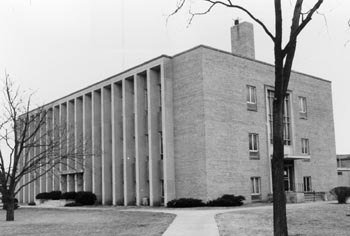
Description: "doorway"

(283, 161), (294, 192)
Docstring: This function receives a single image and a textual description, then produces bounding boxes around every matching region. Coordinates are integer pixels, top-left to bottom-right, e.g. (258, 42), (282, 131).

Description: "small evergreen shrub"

(65, 202), (83, 207)
(330, 186), (350, 204)
(167, 198), (205, 208)
(75, 191), (97, 205)
(49, 191), (62, 200)
(207, 194), (245, 207)
(36, 192), (49, 199)
(28, 201), (36, 206)
(35, 191), (62, 200)
(61, 192), (77, 200)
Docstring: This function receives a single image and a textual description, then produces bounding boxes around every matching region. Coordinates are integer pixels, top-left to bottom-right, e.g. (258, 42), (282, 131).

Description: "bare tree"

(171, 1), (324, 235)
(0, 76), (88, 221)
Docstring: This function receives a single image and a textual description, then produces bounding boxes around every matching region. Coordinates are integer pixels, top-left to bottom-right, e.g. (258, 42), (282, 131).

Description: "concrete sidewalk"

(125, 202), (330, 236)
(125, 205), (272, 236)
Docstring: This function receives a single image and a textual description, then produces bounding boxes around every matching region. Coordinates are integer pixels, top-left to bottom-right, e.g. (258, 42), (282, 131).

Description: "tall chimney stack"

(230, 21), (255, 59)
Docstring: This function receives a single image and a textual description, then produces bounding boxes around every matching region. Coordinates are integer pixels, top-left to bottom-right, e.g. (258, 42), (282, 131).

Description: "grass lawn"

(216, 202), (350, 236)
(0, 207), (175, 236)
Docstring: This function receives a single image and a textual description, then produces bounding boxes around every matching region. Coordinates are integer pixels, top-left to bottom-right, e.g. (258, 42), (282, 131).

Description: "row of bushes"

(167, 194), (245, 208)
(36, 191), (96, 205)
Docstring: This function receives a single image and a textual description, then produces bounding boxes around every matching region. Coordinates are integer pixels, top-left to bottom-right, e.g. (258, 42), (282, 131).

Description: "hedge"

(207, 194), (245, 207)
(61, 191), (77, 200)
(36, 191), (62, 200)
(75, 191), (96, 205)
(167, 198), (205, 208)
(167, 194), (246, 208)
(35, 191), (97, 205)
(330, 186), (350, 204)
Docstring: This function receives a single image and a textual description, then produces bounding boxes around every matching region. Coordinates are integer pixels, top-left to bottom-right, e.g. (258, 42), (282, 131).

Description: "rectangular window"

(303, 176), (312, 192)
(267, 90), (292, 145)
(249, 133), (259, 159)
(299, 96), (307, 119)
(301, 138), (309, 154)
(251, 177), (261, 200)
(247, 85), (257, 111)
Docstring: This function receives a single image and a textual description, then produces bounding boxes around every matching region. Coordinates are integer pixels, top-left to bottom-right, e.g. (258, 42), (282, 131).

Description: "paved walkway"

(125, 201), (331, 236)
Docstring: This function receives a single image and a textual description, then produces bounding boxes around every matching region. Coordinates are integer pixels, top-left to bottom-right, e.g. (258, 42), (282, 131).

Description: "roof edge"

(173, 44), (331, 84)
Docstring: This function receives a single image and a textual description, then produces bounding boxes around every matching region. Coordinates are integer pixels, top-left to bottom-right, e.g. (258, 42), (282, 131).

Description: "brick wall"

(172, 45), (337, 201)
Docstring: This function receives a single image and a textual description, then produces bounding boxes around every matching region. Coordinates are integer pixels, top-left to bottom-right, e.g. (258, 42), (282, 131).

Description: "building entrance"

(284, 160), (295, 191)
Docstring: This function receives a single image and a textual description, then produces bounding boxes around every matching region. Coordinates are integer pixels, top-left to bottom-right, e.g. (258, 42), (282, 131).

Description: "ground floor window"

(303, 176), (312, 192)
(251, 177), (261, 201)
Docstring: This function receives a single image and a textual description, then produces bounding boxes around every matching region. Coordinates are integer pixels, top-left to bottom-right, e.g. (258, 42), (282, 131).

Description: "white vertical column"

(67, 100), (75, 192)
(123, 78), (136, 205)
(45, 109), (53, 192)
(161, 60), (176, 204)
(34, 114), (41, 198)
(148, 68), (161, 206)
(83, 93), (93, 191)
(18, 149), (23, 203)
(112, 83), (123, 205)
(102, 86), (113, 204)
(29, 115), (35, 202)
(40, 111), (47, 193)
(59, 103), (67, 192)
(92, 90), (102, 202)
(75, 97), (84, 191)
(53, 106), (60, 190)
(23, 148), (29, 203)
(134, 72), (148, 206)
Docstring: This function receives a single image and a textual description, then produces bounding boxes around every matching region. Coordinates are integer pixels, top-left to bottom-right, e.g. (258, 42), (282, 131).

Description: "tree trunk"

(272, 95), (288, 236)
(3, 193), (15, 221)
(6, 200), (15, 221)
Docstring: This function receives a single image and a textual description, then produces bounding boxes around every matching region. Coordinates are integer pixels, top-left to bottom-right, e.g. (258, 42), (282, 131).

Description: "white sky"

(0, 0), (349, 154)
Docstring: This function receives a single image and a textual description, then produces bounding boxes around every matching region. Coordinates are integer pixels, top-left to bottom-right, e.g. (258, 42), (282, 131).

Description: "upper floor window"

(301, 138), (309, 154)
(249, 133), (259, 159)
(267, 90), (292, 145)
(299, 96), (307, 119)
(247, 85), (257, 111)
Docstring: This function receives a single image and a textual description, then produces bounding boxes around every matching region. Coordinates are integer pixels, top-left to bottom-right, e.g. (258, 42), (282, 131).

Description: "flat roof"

(25, 44), (330, 114)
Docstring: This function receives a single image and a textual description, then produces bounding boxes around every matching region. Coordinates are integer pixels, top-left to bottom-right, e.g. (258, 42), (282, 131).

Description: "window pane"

(249, 134), (253, 150)
(254, 134), (258, 150)
(247, 86), (256, 104)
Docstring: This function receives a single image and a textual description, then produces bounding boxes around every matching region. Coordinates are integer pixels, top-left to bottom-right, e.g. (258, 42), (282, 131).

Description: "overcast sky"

(0, 0), (349, 154)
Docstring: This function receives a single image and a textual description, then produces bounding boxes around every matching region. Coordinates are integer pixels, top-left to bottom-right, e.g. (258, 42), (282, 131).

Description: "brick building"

(18, 21), (338, 206)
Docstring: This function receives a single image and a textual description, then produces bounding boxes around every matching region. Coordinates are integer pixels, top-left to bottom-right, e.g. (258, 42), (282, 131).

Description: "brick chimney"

(230, 21), (255, 59)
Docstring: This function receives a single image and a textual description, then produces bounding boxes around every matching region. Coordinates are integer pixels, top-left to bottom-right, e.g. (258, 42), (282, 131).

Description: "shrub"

(35, 191), (62, 200)
(207, 194), (245, 207)
(75, 191), (96, 205)
(330, 186), (350, 204)
(36, 192), (49, 199)
(167, 198), (205, 208)
(28, 201), (36, 206)
(49, 191), (62, 200)
(65, 202), (83, 207)
(61, 192), (77, 200)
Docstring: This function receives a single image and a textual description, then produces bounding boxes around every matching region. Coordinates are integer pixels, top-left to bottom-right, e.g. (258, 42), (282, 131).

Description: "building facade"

(18, 22), (338, 206)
